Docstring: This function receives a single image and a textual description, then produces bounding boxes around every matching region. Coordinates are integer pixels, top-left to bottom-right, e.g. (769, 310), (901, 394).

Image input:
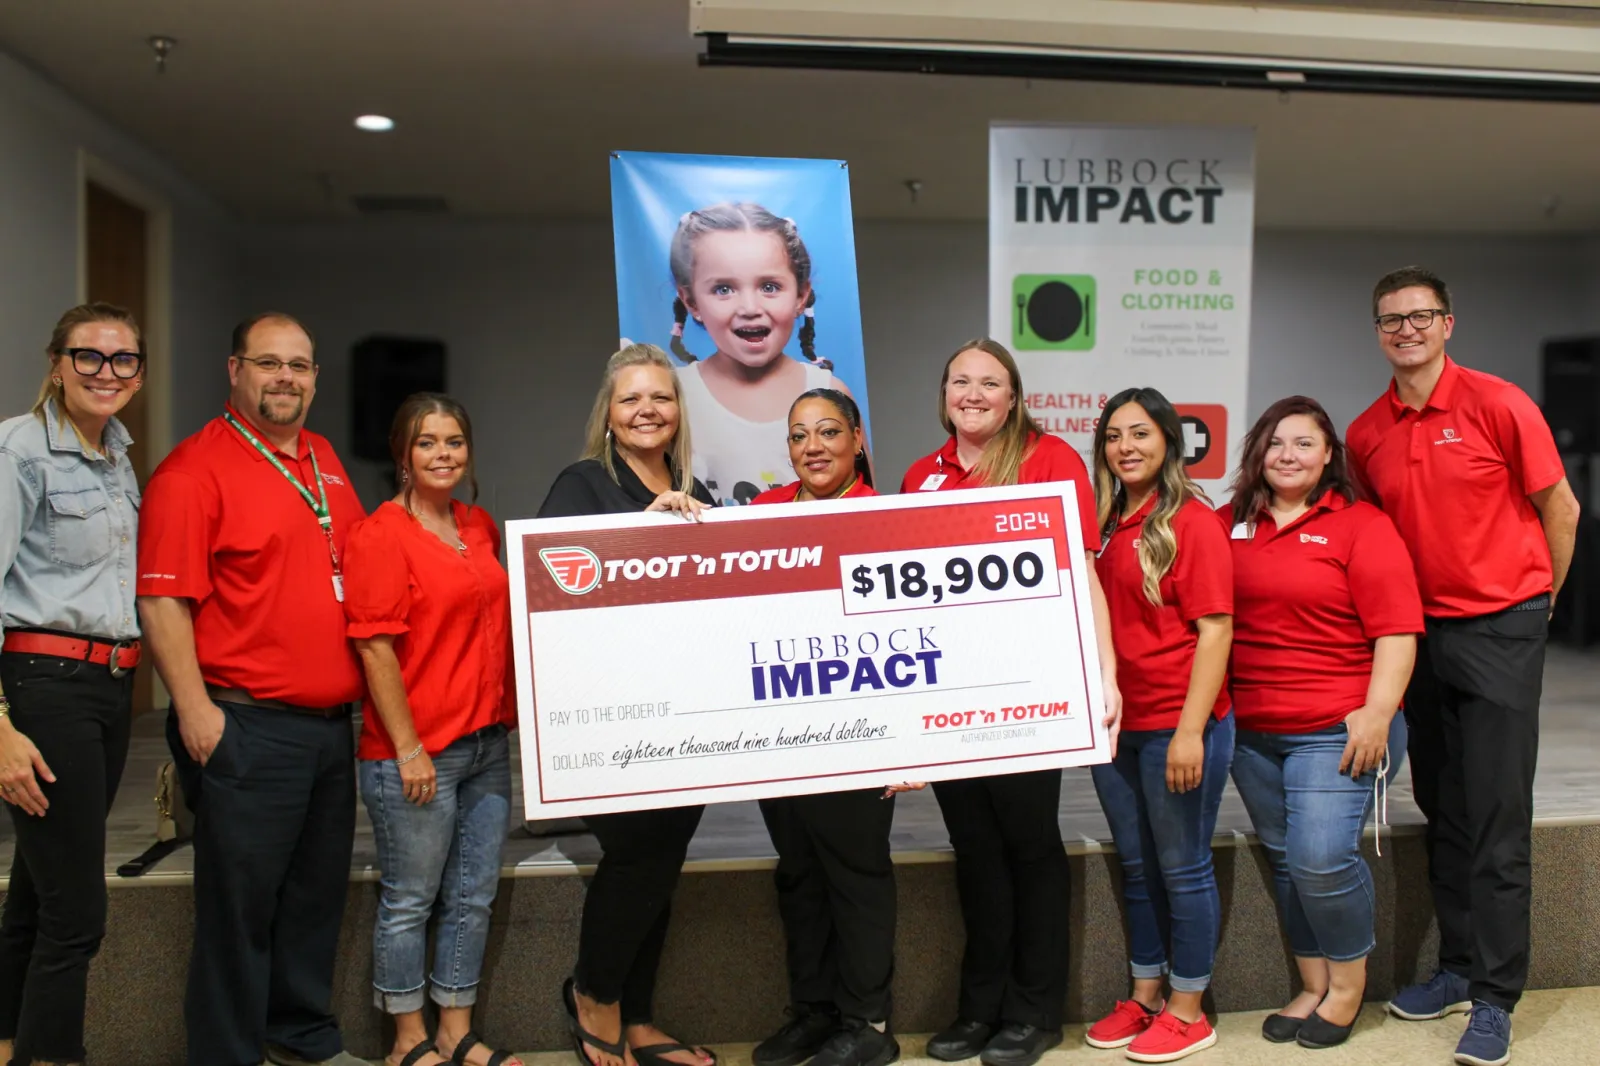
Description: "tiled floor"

(11, 645), (1600, 882)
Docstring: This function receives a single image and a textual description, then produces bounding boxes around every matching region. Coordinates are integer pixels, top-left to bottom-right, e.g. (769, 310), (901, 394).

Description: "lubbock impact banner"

(989, 124), (1255, 496)
(612, 151), (872, 507)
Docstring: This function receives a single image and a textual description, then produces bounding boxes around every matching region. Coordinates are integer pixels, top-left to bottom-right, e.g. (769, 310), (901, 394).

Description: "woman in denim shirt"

(0, 302), (145, 1066)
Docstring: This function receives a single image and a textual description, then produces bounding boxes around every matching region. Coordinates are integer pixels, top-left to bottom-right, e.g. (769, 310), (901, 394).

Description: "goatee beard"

(259, 393), (304, 426)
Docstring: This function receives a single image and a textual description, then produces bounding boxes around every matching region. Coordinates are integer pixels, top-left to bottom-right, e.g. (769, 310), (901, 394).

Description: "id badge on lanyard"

(223, 411), (345, 602)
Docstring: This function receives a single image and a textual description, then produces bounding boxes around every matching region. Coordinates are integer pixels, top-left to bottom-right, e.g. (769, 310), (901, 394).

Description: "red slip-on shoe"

(1084, 1000), (1160, 1050)
(1124, 1009), (1217, 1063)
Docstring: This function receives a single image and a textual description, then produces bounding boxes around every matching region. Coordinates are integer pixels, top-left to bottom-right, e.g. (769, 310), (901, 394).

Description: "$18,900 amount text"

(838, 538), (1062, 616)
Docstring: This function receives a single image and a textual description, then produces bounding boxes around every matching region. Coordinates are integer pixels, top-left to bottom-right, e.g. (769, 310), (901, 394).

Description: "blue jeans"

(1091, 711), (1235, 993)
(1231, 714), (1408, 963)
(359, 725), (513, 1013)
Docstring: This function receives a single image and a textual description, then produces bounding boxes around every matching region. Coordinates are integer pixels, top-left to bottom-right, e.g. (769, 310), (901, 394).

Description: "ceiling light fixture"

(354, 114), (396, 132)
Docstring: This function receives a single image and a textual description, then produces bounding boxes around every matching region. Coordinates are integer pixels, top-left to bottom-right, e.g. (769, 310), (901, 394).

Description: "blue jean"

(1091, 711), (1235, 993)
(359, 725), (513, 1013)
(1231, 714), (1408, 963)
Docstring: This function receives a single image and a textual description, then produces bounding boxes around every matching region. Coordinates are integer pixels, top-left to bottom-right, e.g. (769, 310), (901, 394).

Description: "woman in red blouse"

(1083, 387), (1233, 1064)
(748, 389), (911, 1066)
(1221, 397), (1420, 1051)
(343, 394), (519, 1066)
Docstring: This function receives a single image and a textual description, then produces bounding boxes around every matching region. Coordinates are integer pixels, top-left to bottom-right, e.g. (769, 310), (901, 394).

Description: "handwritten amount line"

(678, 679), (1033, 717)
(613, 734), (899, 768)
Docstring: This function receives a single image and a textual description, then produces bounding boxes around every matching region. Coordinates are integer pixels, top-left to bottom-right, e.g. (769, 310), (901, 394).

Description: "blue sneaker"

(1454, 1002), (1512, 1066)
(1388, 969), (1472, 1021)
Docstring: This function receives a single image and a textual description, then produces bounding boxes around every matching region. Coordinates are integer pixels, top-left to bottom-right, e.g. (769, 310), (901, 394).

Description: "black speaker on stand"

(349, 335), (448, 482)
(1544, 336), (1600, 647)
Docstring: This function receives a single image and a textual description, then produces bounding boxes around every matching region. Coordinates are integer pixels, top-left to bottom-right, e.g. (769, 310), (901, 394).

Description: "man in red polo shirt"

(137, 313), (367, 1066)
(1346, 267), (1579, 1066)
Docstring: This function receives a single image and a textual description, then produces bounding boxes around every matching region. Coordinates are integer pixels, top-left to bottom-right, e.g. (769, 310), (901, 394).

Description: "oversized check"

(507, 483), (1110, 818)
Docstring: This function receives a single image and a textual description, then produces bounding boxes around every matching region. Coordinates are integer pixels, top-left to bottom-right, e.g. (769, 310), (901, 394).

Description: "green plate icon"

(1013, 274), (1097, 351)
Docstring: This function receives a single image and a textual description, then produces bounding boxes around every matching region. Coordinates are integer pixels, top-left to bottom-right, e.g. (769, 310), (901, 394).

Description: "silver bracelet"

(395, 743), (425, 766)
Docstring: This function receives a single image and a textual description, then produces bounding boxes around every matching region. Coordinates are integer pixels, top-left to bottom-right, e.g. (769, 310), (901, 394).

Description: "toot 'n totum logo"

(539, 547), (602, 595)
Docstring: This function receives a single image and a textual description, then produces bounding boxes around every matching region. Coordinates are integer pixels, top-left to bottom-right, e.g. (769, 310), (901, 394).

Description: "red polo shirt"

(750, 479), (878, 505)
(343, 501), (513, 760)
(137, 407), (366, 707)
(1100, 495), (1232, 732)
(1221, 495), (1423, 734)
(1346, 356), (1564, 617)
(899, 433), (1101, 551)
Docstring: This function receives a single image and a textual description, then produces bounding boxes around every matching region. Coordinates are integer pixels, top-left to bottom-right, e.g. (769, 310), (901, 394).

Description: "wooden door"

(85, 181), (153, 714)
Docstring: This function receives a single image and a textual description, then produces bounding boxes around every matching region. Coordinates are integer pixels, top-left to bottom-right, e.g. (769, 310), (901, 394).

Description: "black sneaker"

(979, 1024), (1062, 1066)
(925, 1020), (994, 1062)
(808, 1020), (900, 1066)
(753, 1005), (842, 1066)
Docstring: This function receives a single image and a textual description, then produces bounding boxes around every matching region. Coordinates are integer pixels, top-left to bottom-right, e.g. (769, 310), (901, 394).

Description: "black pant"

(168, 702), (356, 1066)
(574, 804), (705, 1024)
(0, 652), (131, 1066)
(1404, 604), (1547, 1011)
(760, 789), (897, 1023)
(933, 769), (1068, 1030)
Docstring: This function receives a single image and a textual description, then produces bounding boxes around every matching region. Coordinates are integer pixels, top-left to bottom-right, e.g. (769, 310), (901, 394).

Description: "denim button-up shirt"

(0, 400), (140, 646)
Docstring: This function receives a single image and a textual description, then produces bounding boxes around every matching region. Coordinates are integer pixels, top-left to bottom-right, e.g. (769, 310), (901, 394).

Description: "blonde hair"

(581, 343), (695, 493)
(33, 302), (144, 451)
(938, 338), (1043, 487)
(1091, 387), (1209, 607)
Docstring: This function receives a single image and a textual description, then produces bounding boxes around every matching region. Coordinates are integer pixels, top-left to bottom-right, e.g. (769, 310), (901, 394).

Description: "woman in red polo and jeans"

(343, 393), (520, 1066)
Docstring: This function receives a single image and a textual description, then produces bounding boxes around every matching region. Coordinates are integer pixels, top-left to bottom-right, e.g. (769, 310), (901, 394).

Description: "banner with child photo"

(610, 151), (872, 506)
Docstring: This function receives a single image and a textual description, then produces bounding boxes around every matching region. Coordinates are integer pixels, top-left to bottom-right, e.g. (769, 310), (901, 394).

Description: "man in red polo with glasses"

(1346, 267), (1579, 1066)
(137, 313), (367, 1066)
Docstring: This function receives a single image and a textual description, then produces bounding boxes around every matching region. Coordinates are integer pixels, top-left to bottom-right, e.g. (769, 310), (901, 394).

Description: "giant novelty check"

(507, 484), (1110, 819)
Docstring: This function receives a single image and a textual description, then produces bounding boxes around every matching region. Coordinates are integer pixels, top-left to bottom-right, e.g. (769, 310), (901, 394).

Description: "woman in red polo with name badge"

(343, 394), (521, 1066)
(749, 389), (912, 1066)
(0, 303), (146, 1066)
(900, 339), (1119, 1066)
(1221, 396), (1420, 1051)
(1083, 387), (1233, 1064)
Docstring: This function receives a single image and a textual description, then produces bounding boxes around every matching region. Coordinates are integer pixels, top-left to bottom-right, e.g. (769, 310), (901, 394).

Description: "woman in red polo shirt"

(342, 394), (521, 1066)
(901, 339), (1119, 1066)
(1221, 396), (1420, 1051)
(1083, 387), (1233, 1064)
(748, 389), (910, 1066)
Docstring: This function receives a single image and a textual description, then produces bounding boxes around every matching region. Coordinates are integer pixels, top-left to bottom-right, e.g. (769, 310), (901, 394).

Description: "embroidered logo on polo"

(320, 472), (346, 486)
(539, 547), (602, 595)
(1434, 427), (1464, 446)
(1299, 533), (1329, 545)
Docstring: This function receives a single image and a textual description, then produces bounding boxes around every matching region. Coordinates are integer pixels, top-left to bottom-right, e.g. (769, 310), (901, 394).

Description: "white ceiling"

(2, 0), (1598, 230)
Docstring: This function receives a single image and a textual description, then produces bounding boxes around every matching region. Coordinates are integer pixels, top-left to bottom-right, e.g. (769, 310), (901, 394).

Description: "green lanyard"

(223, 409), (345, 602)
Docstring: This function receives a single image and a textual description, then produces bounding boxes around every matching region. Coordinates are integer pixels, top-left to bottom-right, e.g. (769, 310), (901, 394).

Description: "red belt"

(2, 631), (141, 674)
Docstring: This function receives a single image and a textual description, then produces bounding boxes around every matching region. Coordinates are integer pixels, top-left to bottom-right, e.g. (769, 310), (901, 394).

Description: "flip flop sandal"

(448, 1030), (518, 1066)
(398, 1042), (442, 1066)
(631, 1043), (719, 1066)
(563, 977), (628, 1066)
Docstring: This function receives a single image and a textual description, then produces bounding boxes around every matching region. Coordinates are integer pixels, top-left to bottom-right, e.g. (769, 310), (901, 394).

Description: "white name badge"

(1231, 522), (1252, 540)
(918, 474), (948, 491)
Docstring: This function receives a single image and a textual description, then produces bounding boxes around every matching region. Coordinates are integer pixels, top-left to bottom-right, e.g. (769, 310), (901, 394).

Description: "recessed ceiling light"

(355, 114), (395, 132)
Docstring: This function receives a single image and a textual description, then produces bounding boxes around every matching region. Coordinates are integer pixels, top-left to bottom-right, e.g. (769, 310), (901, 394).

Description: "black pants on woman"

(933, 769), (1068, 1030)
(0, 652), (132, 1065)
(574, 804), (705, 1023)
(759, 789), (897, 1023)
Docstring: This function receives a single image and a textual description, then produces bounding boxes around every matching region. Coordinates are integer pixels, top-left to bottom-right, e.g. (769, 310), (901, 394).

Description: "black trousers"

(1404, 603), (1547, 1011)
(759, 789), (897, 1023)
(574, 804), (705, 1024)
(933, 769), (1068, 1030)
(0, 652), (132, 1066)
(168, 702), (356, 1066)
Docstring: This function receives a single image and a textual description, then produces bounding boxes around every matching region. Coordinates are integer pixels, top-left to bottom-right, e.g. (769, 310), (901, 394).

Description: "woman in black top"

(540, 344), (715, 1066)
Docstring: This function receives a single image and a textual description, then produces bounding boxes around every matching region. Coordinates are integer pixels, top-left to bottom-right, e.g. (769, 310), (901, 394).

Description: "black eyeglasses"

(61, 348), (145, 379)
(1375, 309), (1446, 334)
(235, 355), (317, 376)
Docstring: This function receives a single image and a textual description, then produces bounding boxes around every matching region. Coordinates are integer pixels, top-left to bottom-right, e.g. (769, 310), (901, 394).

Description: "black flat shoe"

(925, 1021), (993, 1062)
(979, 1024), (1062, 1066)
(1261, 1013), (1305, 1043)
(753, 1005), (841, 1066)
(1296, 1010), (1355, 1049)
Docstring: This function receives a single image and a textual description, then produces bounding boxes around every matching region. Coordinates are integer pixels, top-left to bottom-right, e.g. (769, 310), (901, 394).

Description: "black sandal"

(563, 977), (628, 1066)
(448, 1030), (518, 1066)
(632, 1043), (718, 1066)
(397, 1042), (442, 1066)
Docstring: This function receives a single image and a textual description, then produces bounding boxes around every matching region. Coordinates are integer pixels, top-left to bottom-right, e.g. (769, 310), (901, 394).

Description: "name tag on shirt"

(918, 474), (948, 491)
(1231, 522), (1252, 540)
